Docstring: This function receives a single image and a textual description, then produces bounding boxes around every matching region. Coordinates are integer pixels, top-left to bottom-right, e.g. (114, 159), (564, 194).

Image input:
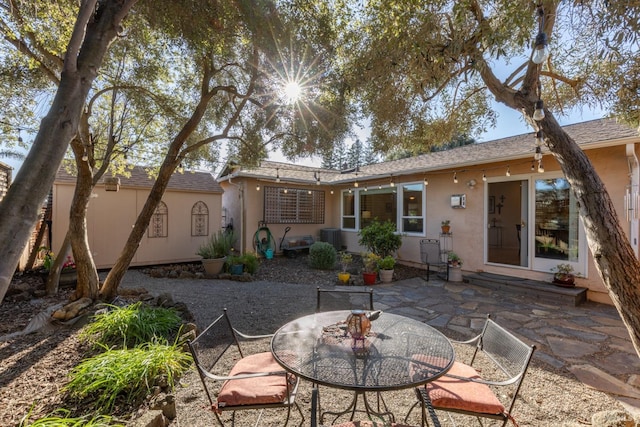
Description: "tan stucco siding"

(52, 183), (222, 269)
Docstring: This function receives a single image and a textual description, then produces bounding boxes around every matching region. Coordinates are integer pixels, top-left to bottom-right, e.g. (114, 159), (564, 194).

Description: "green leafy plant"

(358, 220), (402, 258)
(80, 302), (181, 349)
(226, 252), (260, 274)
(19, 408), (124, 427)
(448, 252), (462, 266)
(309, 241), (337, 270)
(362, 252), (381, 273)
(65, 342), (191, 413)
(339, 252), (353, 272)
(441, 220), (450, 226)
(377, 255), (396, 270)
(197, 230), (237, 259)
(38, 246), (54, 270)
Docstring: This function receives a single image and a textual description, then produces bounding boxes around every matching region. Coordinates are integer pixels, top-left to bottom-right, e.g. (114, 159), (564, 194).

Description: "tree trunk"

(46, 233), (70, 295)
(541, 115), (640, 357)
(0, 0), (136, 304)
(68, 139), (99, 300)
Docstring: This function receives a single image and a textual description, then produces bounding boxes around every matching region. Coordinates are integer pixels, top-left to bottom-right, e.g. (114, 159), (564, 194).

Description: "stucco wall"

(52, 183), (222, 268)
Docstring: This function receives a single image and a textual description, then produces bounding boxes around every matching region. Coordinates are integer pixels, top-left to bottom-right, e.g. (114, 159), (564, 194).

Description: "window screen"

(264, 186), (325, 224)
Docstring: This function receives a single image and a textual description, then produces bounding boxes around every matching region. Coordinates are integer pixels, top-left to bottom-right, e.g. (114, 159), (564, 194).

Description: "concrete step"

(464, 272), (587, 306)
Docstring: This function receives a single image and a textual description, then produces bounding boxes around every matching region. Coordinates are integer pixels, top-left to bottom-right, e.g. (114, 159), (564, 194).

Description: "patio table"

(271, 310), (454, 424)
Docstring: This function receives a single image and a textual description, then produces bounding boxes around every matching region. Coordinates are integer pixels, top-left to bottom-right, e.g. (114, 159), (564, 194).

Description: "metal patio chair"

(410, 315), (536, 426)
(316, 286), (374, 312)
(186, 308), (303, 426)
(419, 239), (449, 281)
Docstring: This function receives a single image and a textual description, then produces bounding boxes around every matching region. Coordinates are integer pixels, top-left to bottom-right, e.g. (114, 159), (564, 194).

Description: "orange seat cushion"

(216, 352), (293, 409)
(425, 361), (505, 415)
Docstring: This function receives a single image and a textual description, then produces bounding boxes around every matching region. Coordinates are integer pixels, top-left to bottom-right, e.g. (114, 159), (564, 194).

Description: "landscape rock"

(591, 410), (636, 427)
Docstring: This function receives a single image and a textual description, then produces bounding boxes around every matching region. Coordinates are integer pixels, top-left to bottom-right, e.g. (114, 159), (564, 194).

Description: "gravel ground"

(0, 254), (632, 426)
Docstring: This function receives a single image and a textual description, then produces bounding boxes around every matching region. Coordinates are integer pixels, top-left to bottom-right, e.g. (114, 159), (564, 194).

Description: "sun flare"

(283, 80), (302, 104)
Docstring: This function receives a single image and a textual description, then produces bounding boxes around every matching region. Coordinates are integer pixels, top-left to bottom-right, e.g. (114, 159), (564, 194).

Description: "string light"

(533, 99), (545, 121)
(482, 172), (487, 182)
(506, 166), (511, 177)
(534, 146), (543, 160)
(537, 160), (545, 173)
(423, 176), (428, 186)
(348, 188), (352, 194)
(276, 168), (280, 183)
(283, 188), (288, 194)
(330, 188), (334, 195)
(531, 161), (535, 171)
(453, 172), (458, 184)
(256, 183), (261, 191)
(535, 130), (544, 146)
(82, 148), (89, 162)
(308, 189), (312, 194)
(531, 6), (549, 64)
(364, 185), (368, 191)
(389, 175), (395, 187)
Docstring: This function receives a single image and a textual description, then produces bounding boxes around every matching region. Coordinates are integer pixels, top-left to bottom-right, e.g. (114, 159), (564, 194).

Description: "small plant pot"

(553, 273), (575, 287)
(379, 269), (394, 283)
(230, 264), (244, 275)
(338, 272), (351, 284)
(441, 225), (451, 234)
(265, 249), (274, 259)
(448, 265), (463, 282)
(362, 272), (377, 285)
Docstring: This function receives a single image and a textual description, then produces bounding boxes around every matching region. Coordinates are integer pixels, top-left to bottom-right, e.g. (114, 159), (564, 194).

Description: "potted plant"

(197, 230), (237, 276)
(361, 252), (380, 285)
(226, 253), (244, 275)
(447, 252), (463, 282)
(338, 252), (353, 284)
(441, 220), (451, 234)
(377, 255), (396, 283)
(358, 220), (403, 258)
(551, 263), (579, 287)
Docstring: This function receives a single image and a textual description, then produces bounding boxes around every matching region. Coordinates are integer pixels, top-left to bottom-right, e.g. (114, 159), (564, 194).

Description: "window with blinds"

(264, 186), (325, 224)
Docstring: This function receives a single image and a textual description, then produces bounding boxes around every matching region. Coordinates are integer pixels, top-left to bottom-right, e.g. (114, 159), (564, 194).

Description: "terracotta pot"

(441, 225), (451, 234)
(362, 272), (377, 285)
(201, 257), (226, 276)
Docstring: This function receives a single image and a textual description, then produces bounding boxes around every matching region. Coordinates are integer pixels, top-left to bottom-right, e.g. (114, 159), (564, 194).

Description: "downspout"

(626, 144), (639, 258)
(227, 176), (245, 254)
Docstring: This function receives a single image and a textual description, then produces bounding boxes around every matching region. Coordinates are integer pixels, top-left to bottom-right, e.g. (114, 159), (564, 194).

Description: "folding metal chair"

(419, 239), (449, 281)
(316, 286), (374, 312)
(411, 315), (536, 426)
(186, 309), (303, 426)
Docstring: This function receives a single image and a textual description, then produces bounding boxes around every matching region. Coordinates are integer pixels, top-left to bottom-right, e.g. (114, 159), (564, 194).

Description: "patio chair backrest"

(188, 311), (242, 375)
(316, 287), (374, 312)
(474, 318), (534, 382)
(419, 239), (441, 264)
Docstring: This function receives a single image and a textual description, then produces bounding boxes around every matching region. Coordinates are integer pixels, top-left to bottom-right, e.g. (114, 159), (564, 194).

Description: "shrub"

(241, 253), (260, 274)
(309, 241), (337, 270)
(80, 302), (181, 349)
(65, 342), (191, 412)
(197, 230), (237, 259)
(358, 220), (402, 258)
(377, 255), (396, 270)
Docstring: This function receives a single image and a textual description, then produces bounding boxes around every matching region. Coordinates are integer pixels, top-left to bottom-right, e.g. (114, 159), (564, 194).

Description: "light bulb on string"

(283, 188), (288, 194)
(506, 166), (511, 177)
(453, 172), (458, 184)
(330, 188), (334, 195)
(538, 161), (545, 173)
(531, 6), (549, 65)
(308, 190), (312, 194)
(533, 100), (545, 121)
(348, 187), (352, 194)
(482, 172), (487, 182)
(534, 146), (543, 160)
(364, 185), (368, 191)
(276, 168), (280, 183)
(535, 130), (544, 146)
(82, 150), (89, 162)
(531, 161), (535, 171)
(532, 32), (549, 64)
(256, 183), (261, 191)
(423, 177), (428, 186)
(389, 175), (395, 187)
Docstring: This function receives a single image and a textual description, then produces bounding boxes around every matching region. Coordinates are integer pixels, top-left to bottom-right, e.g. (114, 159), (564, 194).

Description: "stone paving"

(119, 269), (640, 418)
(372, 277), (640, 417)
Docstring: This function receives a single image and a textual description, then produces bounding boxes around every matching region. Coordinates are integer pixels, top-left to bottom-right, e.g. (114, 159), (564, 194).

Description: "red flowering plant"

(62, 256), (76, 272)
